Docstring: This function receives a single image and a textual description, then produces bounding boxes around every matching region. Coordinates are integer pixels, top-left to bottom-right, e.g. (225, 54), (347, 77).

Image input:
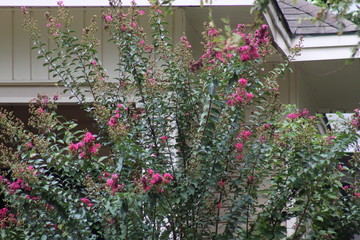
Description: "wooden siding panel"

(30, 9), (49, 80)
(0, 10), (13, 80)
(13, 9), (31, 80)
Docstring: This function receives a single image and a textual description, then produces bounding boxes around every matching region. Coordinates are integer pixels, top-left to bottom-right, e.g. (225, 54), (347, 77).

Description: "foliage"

(0, 1), (359, 239)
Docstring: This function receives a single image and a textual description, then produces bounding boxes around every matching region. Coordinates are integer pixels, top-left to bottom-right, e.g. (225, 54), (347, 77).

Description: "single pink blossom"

(108, 117), (116, 127)
(298, 108), (309, 117)
(235, 143), (243, 152)
(160, 136), (168, 142)
(147, 169), (154, 175)
(163, 173), (174, 183)
(21, 6), (27, 14)
(68, 142), (79, 152)
(287, 113), (298, 120)
(83, 132), (95, 143)
(25, 142), (34, 149)
(208, 28), (218, 36)
(90, 60), (97, 66)
(150, 173), (163, 185)
(57, 1), (64, 6)
(239, 130), (251, 140)
(245, 92), (254, 100)
(218, 180), (226, 188)
(104, 14), (113, 22)
(238, 78), (247, 86)
(80, 198), (90, 204)
(138, 10), (145, 15)
(56, 23), (61, 28)
(89, 144), (101, 154)
(38, 107), (44, 115)
(106, 178), (114, 187)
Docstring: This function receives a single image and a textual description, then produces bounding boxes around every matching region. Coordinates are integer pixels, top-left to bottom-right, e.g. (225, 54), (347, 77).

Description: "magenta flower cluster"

(136, 169), (174, 193)
(287, 109), (309, 120)
(0, 208), (17, 229)
(234, 130), (252, 160)
(352, 108), (360, 129)
(108, 104), (123, 127)
(190, 24), (269, 71)
(226, 78), (254, 106)
(80, 198), (94, 208)
(68, 132), (101, 158)
(104, 173), (124, 195)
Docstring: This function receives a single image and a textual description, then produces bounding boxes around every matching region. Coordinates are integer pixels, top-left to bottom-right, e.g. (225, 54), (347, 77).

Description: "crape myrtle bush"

(0, 0), (359, 239)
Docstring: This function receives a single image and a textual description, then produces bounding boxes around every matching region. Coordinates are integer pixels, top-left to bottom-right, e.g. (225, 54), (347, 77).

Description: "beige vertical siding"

(0, 7), (187, 102)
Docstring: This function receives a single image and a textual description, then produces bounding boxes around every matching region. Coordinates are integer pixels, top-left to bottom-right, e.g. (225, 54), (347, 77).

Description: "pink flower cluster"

(104, 14), (113, 22)
(238, 24), (269, 61)
(108, 104), (123, 127)
(180, 36), (192, 49)
(0, 208), (17, 229)
(226, 78), (254, 106)
(190, 24), (269, 71)
(80, 198), (94, 208)
(159, 135), (168, 142)
(7, 178), (31, 195)
(352, 109), (360, 129)
(234, 130), (252, 160)
(46, 18), (61, 29)
(136, 169), (174, 193)
(287, 109), (309, 120)
(68, 132), (101, 158)
(25, 195), (40, 201)
(0, 176), (31, 195)
(104, 173), (124, 195)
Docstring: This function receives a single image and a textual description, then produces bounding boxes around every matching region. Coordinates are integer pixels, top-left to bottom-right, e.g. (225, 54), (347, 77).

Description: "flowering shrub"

(0, 1), (359, 239)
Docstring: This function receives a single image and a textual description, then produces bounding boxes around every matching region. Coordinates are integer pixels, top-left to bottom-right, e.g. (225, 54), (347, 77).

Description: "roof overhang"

(0, 0), (254, 7)
(264, 0), (359, 62)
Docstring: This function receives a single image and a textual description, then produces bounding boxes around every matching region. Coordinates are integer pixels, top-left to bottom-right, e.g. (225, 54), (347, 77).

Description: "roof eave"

(264, 0), (360, 62)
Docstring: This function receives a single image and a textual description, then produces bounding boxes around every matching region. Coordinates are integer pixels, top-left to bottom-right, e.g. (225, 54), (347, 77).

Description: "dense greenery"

(0, 1), (359, 239)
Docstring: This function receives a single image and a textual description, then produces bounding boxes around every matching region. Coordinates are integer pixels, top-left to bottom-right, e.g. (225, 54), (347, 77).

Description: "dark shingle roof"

(275, 0), (357, 36)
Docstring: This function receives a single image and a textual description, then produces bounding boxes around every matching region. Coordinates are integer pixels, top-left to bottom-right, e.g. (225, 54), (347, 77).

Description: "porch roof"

(275, 0), (357, 36)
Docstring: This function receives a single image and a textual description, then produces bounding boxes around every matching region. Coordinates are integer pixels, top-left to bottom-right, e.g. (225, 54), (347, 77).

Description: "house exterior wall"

(0, 6), (266, 104)
(0, 7), (186, 103)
